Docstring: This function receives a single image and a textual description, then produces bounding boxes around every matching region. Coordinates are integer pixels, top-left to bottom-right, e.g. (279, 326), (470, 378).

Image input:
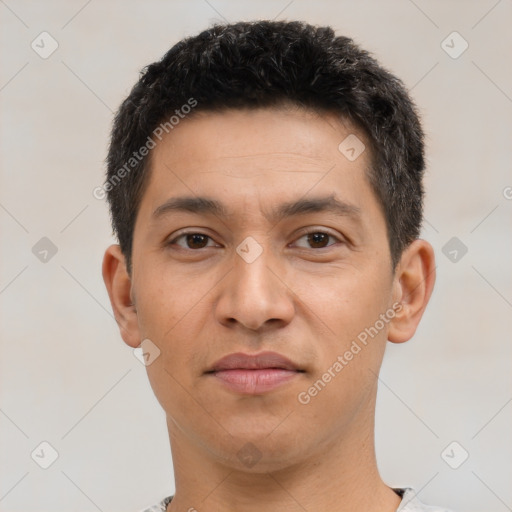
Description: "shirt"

(138, 488), (453, 511)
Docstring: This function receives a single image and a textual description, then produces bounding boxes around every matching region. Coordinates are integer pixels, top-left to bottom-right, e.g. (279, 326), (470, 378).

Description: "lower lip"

(209, 369), (300, 394)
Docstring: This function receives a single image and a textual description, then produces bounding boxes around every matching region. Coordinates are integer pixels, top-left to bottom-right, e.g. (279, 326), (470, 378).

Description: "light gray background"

(1, 1), (511, 511)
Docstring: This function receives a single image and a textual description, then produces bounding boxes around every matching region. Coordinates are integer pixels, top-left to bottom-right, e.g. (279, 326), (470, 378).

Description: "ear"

(102, 244), (141, 348)
(388, 239), (436, 344)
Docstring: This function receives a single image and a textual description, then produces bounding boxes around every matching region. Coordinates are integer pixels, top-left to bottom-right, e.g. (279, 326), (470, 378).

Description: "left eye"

(170, 233), (217, 249)
(293, 231), (340, 249)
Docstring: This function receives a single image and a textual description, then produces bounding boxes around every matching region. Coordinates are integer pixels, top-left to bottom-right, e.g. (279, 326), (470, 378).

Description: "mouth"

(204, 351), (305, 394)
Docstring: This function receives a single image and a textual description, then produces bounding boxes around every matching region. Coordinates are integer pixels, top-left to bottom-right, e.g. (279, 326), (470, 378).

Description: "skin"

(103, 106), (435, 512)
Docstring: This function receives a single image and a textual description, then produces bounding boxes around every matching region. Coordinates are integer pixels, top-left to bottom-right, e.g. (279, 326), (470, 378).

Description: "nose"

(214, 243), (295, 332)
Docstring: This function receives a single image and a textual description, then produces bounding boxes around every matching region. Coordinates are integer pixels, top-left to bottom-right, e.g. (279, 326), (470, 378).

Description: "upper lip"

(206, 351), (303, 373)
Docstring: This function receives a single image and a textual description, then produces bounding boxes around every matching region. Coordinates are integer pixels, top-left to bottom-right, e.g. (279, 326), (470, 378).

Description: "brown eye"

(185, 234), (209, 249)
(293, 230), (340, 249)
(170, 233), (215, 249)
(307, 232), (330, 248)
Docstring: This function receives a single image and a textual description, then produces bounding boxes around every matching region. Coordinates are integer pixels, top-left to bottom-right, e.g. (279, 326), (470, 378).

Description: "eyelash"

(167, 230), (343, 250)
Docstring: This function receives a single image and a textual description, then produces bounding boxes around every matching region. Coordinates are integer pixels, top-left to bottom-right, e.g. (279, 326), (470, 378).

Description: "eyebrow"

(152, 194), (361, 224)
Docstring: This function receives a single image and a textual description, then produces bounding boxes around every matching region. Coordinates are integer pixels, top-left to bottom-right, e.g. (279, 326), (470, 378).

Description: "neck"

(165, 406), (400, 512)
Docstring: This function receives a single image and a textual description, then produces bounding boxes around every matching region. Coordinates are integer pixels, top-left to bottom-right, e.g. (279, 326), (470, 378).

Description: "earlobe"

(102, 245), (141, 348)
(388, 239), (436, 344)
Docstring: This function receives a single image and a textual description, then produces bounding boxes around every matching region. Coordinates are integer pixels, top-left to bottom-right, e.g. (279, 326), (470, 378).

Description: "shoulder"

(137, 495), (173, 512)
(137, 490), (453, 512)
(395, 488), (453, 512)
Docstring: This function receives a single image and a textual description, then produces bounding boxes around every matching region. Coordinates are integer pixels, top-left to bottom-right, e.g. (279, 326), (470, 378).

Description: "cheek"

(133, 263), (213, 394)
(134, 260), (201, 339)
(294, 263), (393, 402)
(140, 302), (205, 421)
(294, 276), (390, 425)
(292, 263), (392, 339)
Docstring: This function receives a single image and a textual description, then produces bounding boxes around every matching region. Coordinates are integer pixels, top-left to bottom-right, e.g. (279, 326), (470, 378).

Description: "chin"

(209, 429), (309, 474)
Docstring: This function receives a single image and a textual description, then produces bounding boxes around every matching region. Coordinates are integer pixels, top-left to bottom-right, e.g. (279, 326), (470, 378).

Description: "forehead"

(152, 106), (367, 166)
(139, 106), (381, 225)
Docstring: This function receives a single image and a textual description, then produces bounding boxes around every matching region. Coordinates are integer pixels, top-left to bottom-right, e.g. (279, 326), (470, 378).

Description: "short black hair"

(105, 20), (425, 273)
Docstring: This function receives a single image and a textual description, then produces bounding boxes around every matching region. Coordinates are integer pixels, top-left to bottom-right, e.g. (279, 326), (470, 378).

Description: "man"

(102, 20), (450, 512)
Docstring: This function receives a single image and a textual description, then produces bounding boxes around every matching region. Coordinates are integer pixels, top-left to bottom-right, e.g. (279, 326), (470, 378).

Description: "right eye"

(168, 232), (219, 250)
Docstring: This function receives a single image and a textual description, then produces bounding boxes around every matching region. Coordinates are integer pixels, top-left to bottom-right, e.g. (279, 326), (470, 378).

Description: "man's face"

(129, 107), (400, 471)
